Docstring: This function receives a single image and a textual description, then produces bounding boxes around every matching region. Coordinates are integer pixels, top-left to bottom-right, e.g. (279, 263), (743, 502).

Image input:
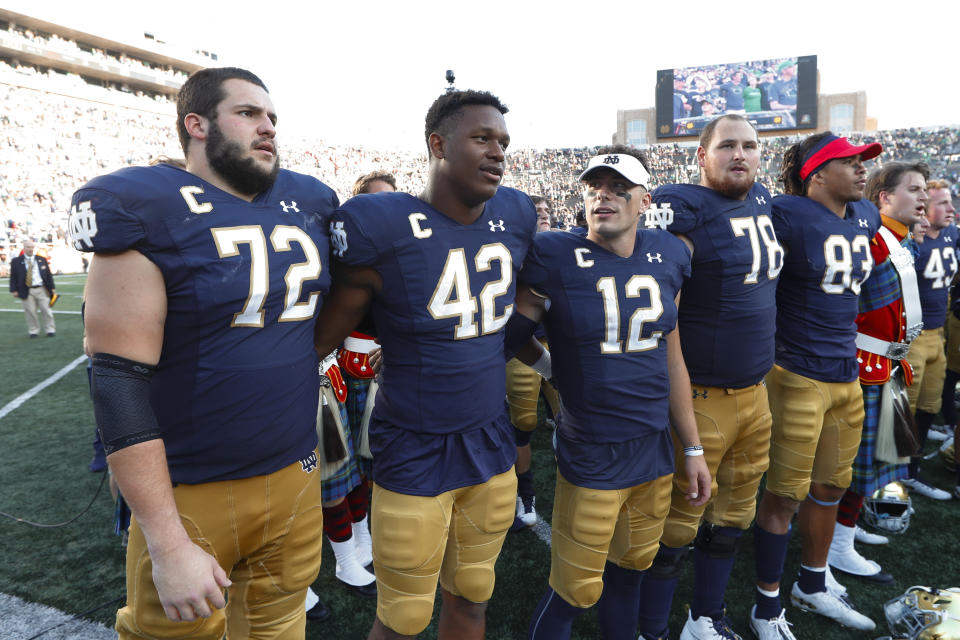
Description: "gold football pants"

(371, 469), (517, 635)
(117, 455), (324, 640)
(661, 383), (771, 547)
(549, 471), (672, 608)
(765, 365), (864, 501)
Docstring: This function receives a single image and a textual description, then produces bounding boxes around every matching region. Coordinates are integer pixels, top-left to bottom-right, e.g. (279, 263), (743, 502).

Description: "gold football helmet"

(862, 481), (912, 534)
(883, 586), (960, 639)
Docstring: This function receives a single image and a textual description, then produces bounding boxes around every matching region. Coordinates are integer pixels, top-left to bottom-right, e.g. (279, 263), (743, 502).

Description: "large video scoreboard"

(655, 55), (817, 138)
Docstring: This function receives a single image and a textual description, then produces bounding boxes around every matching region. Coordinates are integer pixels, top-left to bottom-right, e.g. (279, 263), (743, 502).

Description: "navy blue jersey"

(650, 183), (781, 388)
(772, 195), (881, 382)
(69, 164), (338, 484)
(520, 228), (691, 489)
(915, 224), (960, 329)
(331, 189), (536, 494)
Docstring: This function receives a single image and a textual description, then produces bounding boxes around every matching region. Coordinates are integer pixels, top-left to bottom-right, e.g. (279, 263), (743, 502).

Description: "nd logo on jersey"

(644, 203), (674, 230)
(69, 201), (98, 250)
(330, 220), (348, 257)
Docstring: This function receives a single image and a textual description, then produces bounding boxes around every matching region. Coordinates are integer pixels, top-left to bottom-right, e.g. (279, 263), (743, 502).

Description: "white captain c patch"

(409, 213), (432, 239)
(180, 185), (213, 214)
(574, 247), (594, 268)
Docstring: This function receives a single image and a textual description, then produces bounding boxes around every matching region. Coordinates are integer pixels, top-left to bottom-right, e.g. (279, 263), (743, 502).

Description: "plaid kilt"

(849, 383), (908, 496)
(344, 373), (373, 478)
(320, 399), (362, 502)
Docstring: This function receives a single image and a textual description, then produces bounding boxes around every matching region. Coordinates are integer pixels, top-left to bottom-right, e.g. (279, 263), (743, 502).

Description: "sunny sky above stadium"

(12, 0), (957, 151)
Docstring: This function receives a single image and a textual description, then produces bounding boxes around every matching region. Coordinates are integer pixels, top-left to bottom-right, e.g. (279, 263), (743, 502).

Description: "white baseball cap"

(578, 153), (652, 190)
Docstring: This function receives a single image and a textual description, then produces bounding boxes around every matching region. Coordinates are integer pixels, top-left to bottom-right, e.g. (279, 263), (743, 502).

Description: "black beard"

(205, 120), (279, 197)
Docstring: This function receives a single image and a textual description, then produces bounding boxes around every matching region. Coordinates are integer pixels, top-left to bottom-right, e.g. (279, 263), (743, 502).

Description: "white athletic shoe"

(789, 582), (875, 631)
(853, 525), (888, 545)
(748, 605), (796, 640)
(902, 477), (952, 500)
(824, 565), (847, 598)
(510, 495), (537, 531)
(928, 425), (951, 442)
(679, 608), (742, 639)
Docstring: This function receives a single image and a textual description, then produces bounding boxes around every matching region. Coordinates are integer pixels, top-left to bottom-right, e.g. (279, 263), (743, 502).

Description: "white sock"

(757, 586), (779, 598)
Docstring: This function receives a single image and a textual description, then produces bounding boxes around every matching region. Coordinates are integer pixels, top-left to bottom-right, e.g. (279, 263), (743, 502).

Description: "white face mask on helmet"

(862, 481), (912, 534)
(882, 586), (960, 639)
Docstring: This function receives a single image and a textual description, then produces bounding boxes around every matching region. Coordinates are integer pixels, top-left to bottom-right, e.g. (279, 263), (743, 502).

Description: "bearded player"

(635, 114), (781, 640)
(751, 133), (882, 638)
(72, 67), (338, 639)
(313, 90), (536, 640)
(509, 147), (709, 640)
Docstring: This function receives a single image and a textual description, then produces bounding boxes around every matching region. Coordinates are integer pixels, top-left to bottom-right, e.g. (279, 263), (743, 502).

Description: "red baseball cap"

(800, 134), (882, 181)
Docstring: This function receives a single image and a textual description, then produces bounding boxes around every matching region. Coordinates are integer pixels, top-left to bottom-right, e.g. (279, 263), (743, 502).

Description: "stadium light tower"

(445, 69), (456, 93)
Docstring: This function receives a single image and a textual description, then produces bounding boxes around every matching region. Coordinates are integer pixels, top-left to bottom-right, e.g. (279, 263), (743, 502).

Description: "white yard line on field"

(0, 308), (82, 314)
(0, 354), (87, 420)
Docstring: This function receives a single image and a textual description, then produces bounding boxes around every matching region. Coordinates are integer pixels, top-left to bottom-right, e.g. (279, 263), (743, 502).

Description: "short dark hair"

(424, 90), (508, 147)
(699, 114), (758, 151)
(176, 67), (268, 154)
(352, 170), (397, 196)
(865, 161), (930, 209)
(594, 144), (652, 176)
(779, 131), (834, 196)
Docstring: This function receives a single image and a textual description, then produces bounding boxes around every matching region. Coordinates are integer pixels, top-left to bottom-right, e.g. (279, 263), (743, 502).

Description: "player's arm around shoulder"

(84, 251), (230, 622)
(665, 310), (710, 507)
(314, 261), (382, 359)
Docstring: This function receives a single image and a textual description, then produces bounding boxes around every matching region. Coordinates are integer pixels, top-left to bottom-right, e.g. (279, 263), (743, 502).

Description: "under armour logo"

(603, 155), (619, 165)
(945, 235), (953, 243)
(755, 195), (767, 205)
(644, 202), (674, 230)
(692, 389), (709, 399)
(488, 219), (506, 232)
(859, 219), (869, 228)
(647, 252), (662, 263)
(69, 200), (98, 250)
(330, 220), (348, 257)
(280, 200), (299, 213)
(299, 451), (318, 473)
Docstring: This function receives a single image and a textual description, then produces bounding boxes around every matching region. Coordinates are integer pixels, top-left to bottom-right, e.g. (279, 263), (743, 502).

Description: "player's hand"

(11, 292), (19, 298)
(369, 347), (383, 374)
(150, 538), (231, 622)
(683, 455), (711, 507)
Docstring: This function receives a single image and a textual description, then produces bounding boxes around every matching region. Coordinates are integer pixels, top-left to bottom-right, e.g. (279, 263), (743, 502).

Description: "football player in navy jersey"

(902, 178), (958, 496)
(312, 90), (537, 640)
(751, 133), (882, 639)
(509, 147), (710, 640)
(635, 114), (781, 640)
(70, 68), (339, 639)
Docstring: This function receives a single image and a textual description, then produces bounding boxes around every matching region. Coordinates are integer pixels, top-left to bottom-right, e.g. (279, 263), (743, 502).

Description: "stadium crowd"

(3, 74), (960, 279)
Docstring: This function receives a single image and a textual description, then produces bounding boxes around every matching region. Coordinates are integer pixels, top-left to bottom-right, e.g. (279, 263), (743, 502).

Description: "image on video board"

(656, 55), (817, 138)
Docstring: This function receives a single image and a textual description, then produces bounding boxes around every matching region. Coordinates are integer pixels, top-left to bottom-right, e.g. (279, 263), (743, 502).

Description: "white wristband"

(683, 445), (704, 457)
(530, 350), (552, 380)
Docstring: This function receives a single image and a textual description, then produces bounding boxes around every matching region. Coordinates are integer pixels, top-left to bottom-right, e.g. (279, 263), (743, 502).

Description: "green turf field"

(1, 273), (958, 639)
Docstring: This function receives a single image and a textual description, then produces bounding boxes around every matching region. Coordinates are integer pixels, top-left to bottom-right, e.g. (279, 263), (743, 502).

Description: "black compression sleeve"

(90, 353), (160, 455)
(504, 313), (539, 358)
